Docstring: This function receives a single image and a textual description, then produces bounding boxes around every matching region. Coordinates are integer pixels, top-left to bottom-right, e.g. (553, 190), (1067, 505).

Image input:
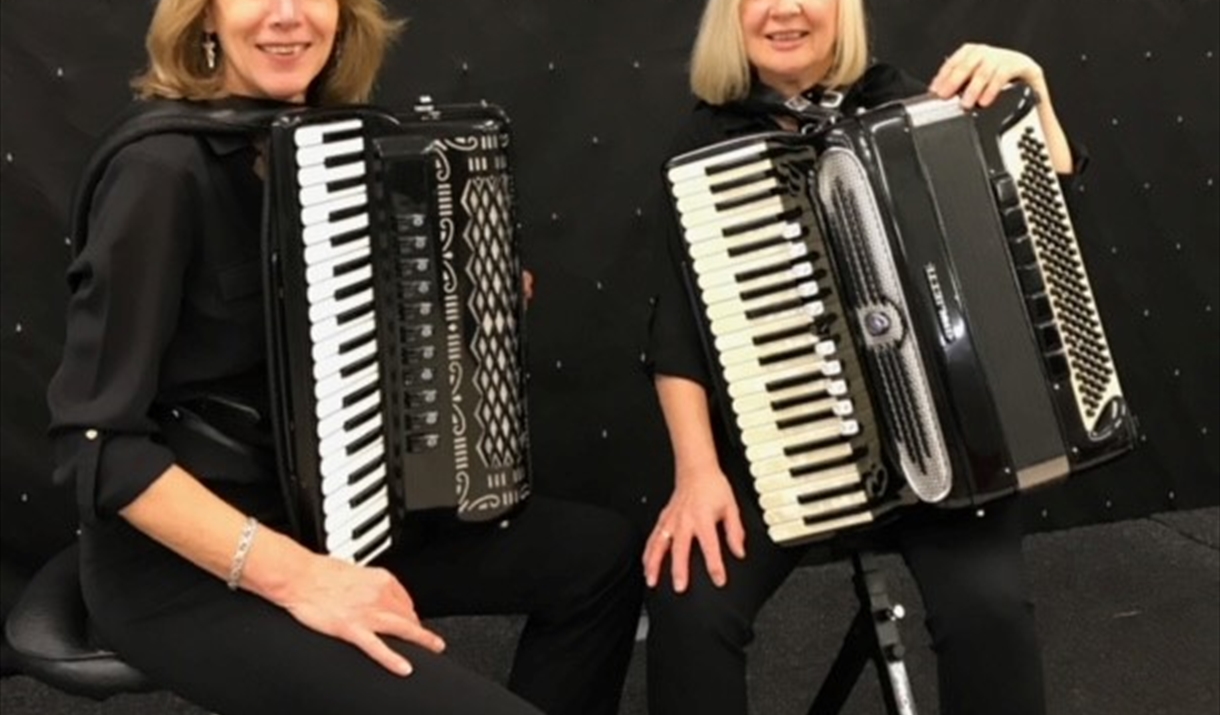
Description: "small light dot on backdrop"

(601, 429), (609, 439)
(1110, 246), (1119, 255)
(1111, 117), (1120, 126)
(591, 136), (600, 145)
(596, 280), (604, 291)
(1144, 50), (1153, 60)
(55, 67), (65, 77)
(1175, 242), (1183, 251)
(5, 152), (12, 163)
(555, 360), (563, 370)
(632, 60), (642, 70)
(1079, 54), (1088, 62)
(461, 61), (469, 73)
(547, 61), (556, 71)
(1143, 308), (1152, 318)
(551, 212), (560, 222)
(14, 323), (22, 333)
(1142, 182), (1152, 191)
(20, 493), (29, 503)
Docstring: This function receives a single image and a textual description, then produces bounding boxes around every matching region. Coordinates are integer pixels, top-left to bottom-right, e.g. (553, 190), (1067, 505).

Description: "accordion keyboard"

(291, 117), (393, 564)
(666, 136), (886, 545)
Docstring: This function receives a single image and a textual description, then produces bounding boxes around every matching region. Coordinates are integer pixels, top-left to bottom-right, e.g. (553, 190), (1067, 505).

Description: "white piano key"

(312, 335), (377, 382)
(299, 163), (367, 204)
(741, 415), (847, 451)
(315, 367), (379, 419)
(311, 317), (376, 363)
(694, 240), (808, 281)
(754, 461), (863, 497)
(713, 313), (818, 352)
(732, 381), (827, 415)
(762, 491), (869, 527)
(711, 299), (823, 336)
(324, 484), (390, 535)
(322, 462), (388, 516)
(684, 197), (787, 240)
(310, 306), (375, 344)
(301, 188), (368, 226)
(330, 520), (393, 564)
(318, 413), (382, 463)
(735, 394), (839, 430)
(297, 136), (365, 168)
(304, 234), (370, 269)
(679, 187), (787, 229)
(726, 362), (829, 401)
(767, 511), (875, 545)
(308, 286), (373, 324)
(723, 349), (829, 385)
(743, 419), (858, 463)
(718, 331), (820, 368)
(316, 389), (381, 441)
(294, 119), (364, 148)
(319, 437), (385, 495)
(326, 510), (390, 557)
(675, 176), (780, 214)
(706, 280), (820, 322)
(702, 259), (813, 304)
(749, 441), (857, 481)
(667, 141), (770, 183)
(671, 158), (774, 198)
(314, 361), (378, 403)
(302, 213), (369, 247)
(306, 263), (372, 304)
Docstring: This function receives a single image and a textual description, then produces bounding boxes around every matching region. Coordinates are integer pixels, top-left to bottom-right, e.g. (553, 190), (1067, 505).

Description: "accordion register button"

(1016, 265), (1045, 294)
(407, 389), (438, 406)
(1027, 294), (1054, 323)
(1001, 205), (1028, 238)
(409, 411), (439, 429)
(1045, 353), (1070, 379)
(1037, 325), (1063, 351)
(407, 434), (440, 452)
(991, 174), (1019, 206)
(1008, 235), (1037, 266)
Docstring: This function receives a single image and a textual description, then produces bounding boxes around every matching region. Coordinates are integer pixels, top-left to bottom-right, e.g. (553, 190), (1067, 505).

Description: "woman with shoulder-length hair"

(46, 2), (641, 714)
(643, 1), (1080, 713)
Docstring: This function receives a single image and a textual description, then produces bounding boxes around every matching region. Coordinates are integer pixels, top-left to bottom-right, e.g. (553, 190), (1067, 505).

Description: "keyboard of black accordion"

(667, 137), (878, 544)
(293, 117), (392, 564)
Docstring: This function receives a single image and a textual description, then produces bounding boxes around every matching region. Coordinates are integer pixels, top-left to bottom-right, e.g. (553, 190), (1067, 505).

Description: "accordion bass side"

(263, 101), (531, 563)
(664, 83), (1138, 546)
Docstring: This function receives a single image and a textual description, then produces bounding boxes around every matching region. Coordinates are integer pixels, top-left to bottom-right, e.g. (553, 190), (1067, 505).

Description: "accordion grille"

(816, 148), (952, 503)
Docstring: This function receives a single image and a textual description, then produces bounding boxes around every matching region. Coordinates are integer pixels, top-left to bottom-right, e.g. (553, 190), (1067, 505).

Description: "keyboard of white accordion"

(293, 118), (391, 565)
(668, 141), (872, 544)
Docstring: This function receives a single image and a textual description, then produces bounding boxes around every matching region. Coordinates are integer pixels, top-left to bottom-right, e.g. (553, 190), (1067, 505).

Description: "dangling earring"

(203, 33), (218, 72)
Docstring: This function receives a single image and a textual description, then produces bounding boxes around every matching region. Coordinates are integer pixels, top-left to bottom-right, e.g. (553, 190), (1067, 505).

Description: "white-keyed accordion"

(664, 83), (1137, 546)
(263, 100), (531, 564)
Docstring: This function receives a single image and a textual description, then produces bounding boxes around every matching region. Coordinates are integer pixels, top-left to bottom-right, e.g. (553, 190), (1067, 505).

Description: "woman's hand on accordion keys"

(644, 464), (747, 593)
(276, 555), (447, 676)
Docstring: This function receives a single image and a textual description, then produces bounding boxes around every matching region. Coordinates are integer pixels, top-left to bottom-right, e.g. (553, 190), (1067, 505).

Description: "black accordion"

(264, 100), (531, 563)
(664, 83), (1137, 546)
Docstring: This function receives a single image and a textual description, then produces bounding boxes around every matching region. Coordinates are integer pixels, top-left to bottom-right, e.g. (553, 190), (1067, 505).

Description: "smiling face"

(206, 0), (340, 103)
(739, 0), (839, 96)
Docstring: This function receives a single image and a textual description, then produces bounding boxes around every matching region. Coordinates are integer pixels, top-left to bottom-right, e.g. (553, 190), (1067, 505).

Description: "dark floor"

(2, 507), (1216, 715)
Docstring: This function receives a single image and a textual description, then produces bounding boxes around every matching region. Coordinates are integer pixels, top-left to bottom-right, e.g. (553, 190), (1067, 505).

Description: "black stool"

(4, 542), (155, 700)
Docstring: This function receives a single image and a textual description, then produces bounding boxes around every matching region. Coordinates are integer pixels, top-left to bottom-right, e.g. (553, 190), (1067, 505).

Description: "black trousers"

(645, 472), (1046, 715)
(81, 489), (643, 715)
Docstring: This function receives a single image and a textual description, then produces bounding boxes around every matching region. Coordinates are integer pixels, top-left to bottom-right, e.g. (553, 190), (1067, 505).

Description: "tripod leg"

(855, 552), (919, 715)
(806, 606), (872, 715)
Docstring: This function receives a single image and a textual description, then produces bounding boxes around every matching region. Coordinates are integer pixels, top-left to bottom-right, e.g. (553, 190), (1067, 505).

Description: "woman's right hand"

(275, 554), (446, 676)
(643, 463), (746, 592)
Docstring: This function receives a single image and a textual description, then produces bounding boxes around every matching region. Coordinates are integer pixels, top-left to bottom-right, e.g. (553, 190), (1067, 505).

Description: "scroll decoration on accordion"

(263, 99), (532, 564)
(663, 82), (1138, 547)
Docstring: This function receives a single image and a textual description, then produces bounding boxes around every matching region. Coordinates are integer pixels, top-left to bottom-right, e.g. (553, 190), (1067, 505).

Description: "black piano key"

(351, 504), (391, 540)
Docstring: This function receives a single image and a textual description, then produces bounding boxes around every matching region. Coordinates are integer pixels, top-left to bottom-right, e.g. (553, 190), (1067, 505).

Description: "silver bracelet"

(226, 516), (259, 591)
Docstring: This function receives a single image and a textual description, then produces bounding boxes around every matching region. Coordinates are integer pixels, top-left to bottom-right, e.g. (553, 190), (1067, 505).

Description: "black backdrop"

(1, 0), (1216, 599)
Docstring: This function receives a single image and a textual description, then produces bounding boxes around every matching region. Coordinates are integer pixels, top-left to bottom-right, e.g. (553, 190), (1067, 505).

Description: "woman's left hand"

(930, 43), (1049, 109)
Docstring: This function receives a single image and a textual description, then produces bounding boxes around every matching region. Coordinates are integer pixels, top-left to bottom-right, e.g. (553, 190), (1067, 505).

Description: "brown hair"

(131, 0), (404, 105)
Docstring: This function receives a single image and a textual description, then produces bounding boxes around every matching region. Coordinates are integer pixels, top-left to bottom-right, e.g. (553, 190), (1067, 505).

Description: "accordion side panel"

(996, 106), (1136, 467)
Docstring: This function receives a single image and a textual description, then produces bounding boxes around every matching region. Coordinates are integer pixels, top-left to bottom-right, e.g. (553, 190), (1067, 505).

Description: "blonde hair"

(131, 0), (404, 105)
(689, 0), (870, 105)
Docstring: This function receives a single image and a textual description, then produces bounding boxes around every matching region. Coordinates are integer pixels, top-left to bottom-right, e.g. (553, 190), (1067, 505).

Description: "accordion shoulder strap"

(68, 98), (287, 256)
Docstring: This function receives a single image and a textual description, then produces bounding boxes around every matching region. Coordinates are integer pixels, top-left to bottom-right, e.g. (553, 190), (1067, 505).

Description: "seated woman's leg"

(644, 484), (805, 715)
(386, 495), (644, 715)
(83, 522), (541, 715)
(898, 499), (1046, 715)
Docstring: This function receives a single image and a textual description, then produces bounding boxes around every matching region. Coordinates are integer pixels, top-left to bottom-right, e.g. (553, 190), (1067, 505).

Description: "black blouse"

(47, 126), (274, 521)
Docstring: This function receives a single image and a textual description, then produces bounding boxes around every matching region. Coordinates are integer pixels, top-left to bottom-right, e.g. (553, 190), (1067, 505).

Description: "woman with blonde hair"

(47, 2), (641, 713)
(643, 1), (1080, 713)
